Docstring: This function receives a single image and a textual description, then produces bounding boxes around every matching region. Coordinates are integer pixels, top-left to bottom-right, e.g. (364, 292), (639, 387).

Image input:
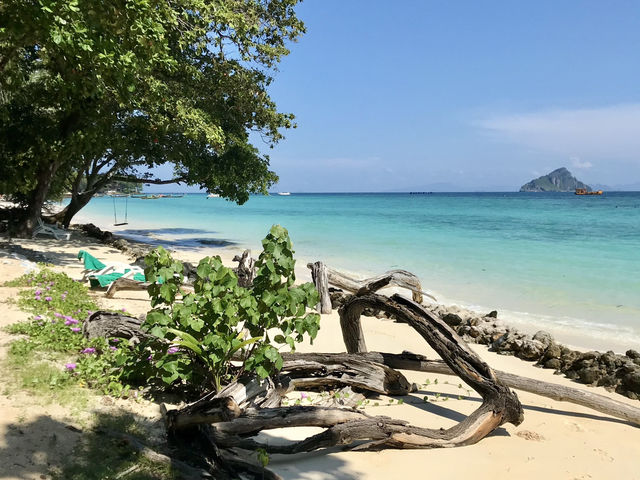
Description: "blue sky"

(150, 1), (640, 192)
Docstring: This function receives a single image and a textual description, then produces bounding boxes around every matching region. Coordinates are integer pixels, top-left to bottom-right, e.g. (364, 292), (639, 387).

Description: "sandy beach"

(1, 230), (639, 480)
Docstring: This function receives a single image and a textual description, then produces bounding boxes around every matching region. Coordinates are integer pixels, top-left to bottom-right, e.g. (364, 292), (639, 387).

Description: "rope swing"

(112, 195), (129, 226)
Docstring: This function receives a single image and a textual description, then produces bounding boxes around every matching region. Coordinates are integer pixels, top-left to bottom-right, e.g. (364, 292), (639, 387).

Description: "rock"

(543, 344), (562, 360)
(579, 351), (599, 361)
(596, 375), (617, 389)
(516, 339), (546, 361)
(626, 349), (640, 360)
(621, 372), (640, 395)
(532, 330), (554, 349)
(543, 358), (562, 370)
(442, 312), (463, 327)
(578, 368), (601, 385)
(486, 310), (498, 318)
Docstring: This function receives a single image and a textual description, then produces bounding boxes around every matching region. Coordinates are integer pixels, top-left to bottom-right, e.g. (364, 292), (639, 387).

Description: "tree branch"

(110, 175), (187, 185)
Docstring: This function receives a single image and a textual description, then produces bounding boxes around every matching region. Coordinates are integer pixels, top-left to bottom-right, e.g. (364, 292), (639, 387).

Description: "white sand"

(0, 233), (639, 479)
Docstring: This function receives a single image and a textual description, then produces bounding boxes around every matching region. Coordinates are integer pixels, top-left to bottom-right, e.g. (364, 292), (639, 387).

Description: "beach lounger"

(88, 269), (147, 289)
(32, 217), (71, 240)
(77, 250), (144, 280)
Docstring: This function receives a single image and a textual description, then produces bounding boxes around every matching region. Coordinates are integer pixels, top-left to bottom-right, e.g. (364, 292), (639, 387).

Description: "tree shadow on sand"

(0, 411), (183, 480)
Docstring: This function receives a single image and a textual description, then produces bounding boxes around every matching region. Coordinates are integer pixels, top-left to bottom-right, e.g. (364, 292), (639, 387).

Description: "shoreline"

(61, 222), (640, 401)
(71, 208), (640, 354)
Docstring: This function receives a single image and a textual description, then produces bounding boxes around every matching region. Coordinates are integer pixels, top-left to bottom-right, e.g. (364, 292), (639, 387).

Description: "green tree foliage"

(129, 225), (320, 393)
(0, 0), (304, 231)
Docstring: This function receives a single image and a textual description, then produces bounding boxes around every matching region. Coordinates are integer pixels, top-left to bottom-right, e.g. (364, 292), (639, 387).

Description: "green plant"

(135, 225), (320, 392)
(3, 267), (133, 396)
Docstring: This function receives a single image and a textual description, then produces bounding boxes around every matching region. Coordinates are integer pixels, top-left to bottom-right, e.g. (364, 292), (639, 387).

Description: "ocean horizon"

(71, 191), (640, 354)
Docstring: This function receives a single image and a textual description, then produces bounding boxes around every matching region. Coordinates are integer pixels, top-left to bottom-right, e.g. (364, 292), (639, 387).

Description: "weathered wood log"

(308, 261), (332, 313)
(333, 293), (523, 449)
(168, 377), (284, 432)
(83, 311), (150, 343)
(308, 263), (436, 304)
(281, 353), (413, 395)
(232, 249), (256, 288)
(105, 277), (150, 298)
(213, 405), (373, 436)
(165, 397), (242, 432)
(168, 358), (412, 432)
(285, 351), (640, 426)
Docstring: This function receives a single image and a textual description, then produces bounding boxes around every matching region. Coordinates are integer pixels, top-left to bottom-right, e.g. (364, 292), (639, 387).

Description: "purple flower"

(70, 327), (81, 333)
(81, 347), (96, 354)
(110, 338), (120, 343)
(61, 294), (66, 300)
(34, 315), (42, 320)
(147, 354), (153, 361)
(54, 313), (62, 318)
(300, 392), (309, 400)
(46, 286), (51, 291)
(65, 363), (76, 371)
(45, 296), (52, 302)
(35, 289), (42, 295)
(64, 291), (68, 294)
(109, 346), (117, 351)
(64, 319), (78, 326)
(167, 346), (179, 354)
(121, 308), (126, 312)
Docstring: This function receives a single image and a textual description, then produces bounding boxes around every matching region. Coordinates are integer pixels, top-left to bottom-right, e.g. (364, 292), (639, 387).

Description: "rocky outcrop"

(329, 290), (640, 400)
(519, 167), (591, 192)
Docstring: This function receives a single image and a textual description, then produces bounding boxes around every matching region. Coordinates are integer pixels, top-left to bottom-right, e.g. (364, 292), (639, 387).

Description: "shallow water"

(72, 191), (640, 352)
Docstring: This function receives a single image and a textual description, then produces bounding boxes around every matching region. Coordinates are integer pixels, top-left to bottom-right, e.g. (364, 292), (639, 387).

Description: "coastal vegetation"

(0, 0), (305, 235)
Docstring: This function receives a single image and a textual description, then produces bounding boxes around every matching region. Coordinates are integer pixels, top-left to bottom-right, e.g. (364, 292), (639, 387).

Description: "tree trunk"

(51, 191), (94, 228)
(15, 160), (61, 237)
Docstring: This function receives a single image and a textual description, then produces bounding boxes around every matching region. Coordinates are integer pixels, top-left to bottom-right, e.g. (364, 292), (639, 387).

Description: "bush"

(131, 225), (320, 392)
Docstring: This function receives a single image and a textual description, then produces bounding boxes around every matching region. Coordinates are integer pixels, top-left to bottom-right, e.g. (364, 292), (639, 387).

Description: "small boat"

(139, 195), (160, 200)
(575, 188), (603, 195)
(207, 193), (220, 199)
(277, 192), (291, 196)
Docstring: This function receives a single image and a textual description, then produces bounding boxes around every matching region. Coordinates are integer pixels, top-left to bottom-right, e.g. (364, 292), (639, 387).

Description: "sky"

(149, 1), (640, 193)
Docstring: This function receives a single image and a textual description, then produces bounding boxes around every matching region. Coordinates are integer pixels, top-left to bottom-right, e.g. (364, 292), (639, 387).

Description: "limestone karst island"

(519, 167), (593, 192)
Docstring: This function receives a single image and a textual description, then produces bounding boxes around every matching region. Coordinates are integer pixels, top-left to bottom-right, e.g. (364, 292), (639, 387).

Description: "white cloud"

(477, 104), (640, 162)
(570, 156), (593, 169)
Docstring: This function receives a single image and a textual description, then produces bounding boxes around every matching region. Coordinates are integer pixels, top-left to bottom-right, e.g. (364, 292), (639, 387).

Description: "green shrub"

(132, 225), (320, 392)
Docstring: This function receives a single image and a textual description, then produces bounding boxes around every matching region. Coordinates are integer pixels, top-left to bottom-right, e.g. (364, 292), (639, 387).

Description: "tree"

(0, 0), (304, 233)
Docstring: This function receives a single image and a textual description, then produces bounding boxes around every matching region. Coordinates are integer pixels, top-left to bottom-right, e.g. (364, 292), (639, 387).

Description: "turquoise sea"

(72, 192), (640, 353)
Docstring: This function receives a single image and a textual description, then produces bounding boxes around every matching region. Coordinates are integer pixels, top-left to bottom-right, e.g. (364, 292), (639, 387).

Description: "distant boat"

(140, 195), (160, 199)
(207, 193), (220, 198)
(277, 192), (291, 196)
(575, 188), (603, 196)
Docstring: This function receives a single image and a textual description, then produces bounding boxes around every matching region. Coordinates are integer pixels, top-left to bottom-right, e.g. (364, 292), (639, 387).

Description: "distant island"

(519, 167), (592, 192)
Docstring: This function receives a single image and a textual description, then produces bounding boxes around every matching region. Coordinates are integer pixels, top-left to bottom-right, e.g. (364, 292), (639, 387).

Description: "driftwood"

(282, 353), (413, 395)
(105, 277), (150, 298)
(83, 311), (150, 343)
(167, 293), (523, 453)
(308, 261), (332, 313)
(307, 262), (436, 305)
(232, 249), (256, 288)
(286, 351), (640, 427)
